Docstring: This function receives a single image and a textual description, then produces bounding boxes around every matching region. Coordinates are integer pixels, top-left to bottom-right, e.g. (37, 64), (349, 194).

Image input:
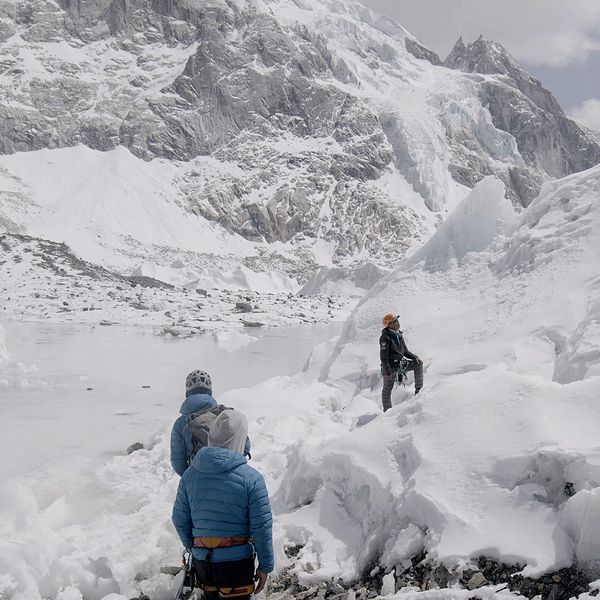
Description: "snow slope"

(0, 146), (266, 285)
(306, 167), (600, 580)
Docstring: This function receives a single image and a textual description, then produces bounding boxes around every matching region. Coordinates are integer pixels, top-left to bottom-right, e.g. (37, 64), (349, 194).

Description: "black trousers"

(193, 556), (255, 600)
(381, 361), (424, 411)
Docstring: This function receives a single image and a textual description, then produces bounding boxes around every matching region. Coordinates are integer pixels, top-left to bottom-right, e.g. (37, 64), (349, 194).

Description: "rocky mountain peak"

(443, 34), (600, 183)
(444, 34), (562, 114)
(444, 35), (465, 65)
(445, 34), (518, 76)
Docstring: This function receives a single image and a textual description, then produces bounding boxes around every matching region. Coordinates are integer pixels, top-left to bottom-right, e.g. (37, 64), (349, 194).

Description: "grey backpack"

(186, 404), (231, 465)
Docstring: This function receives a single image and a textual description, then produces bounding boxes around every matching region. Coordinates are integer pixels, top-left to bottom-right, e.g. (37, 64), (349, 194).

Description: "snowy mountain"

(2, 0), (599, 305)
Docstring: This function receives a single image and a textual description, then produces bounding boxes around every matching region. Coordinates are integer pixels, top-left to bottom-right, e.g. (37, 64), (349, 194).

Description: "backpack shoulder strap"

(187, 404), (215, 422)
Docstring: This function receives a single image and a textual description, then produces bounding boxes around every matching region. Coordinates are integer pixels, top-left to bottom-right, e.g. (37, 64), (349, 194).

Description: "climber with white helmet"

(170, 369), (251, 476)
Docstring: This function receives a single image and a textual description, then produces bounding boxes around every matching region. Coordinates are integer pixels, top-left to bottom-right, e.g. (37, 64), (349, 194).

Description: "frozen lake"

(0, 321), (342, 480)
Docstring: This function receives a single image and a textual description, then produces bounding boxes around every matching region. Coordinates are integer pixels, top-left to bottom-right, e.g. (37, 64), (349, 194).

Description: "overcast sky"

(361, 0), (600, 130)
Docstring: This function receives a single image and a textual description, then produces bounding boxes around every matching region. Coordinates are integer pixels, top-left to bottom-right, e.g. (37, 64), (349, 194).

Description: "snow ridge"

(310, 163), (600, 584)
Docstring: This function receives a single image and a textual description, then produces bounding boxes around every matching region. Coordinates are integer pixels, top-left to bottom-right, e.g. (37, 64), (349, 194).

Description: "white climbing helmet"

(185, 369), (212, 393)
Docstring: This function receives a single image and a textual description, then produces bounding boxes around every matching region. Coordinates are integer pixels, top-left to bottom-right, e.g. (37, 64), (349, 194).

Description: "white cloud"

(361, 0), (600, 67)
(569, 99), (600, 131)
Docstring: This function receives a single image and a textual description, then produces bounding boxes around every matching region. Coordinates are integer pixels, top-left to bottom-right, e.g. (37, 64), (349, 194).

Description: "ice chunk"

(560, 489), (600, 578)
(407, 176), (516, 272)
(554, 299), (600, 383)
(0, 323), (8, 366)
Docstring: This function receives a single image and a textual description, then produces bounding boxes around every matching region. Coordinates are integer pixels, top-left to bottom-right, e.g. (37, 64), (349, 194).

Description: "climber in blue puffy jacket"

(172, 409), (274, 598)
(170, 369), (251, 476)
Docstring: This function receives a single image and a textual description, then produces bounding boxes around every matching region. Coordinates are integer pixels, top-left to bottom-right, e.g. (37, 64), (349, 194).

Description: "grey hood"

(208, 410), (248, 455)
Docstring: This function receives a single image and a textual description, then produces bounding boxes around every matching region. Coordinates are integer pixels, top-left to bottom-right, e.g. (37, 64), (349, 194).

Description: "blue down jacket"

(172, 446), (274, 573)
(170, 392), (217, 476)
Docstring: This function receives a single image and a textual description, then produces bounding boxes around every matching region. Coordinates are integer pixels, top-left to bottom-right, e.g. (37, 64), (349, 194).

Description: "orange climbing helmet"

(382, 313), (399, 327)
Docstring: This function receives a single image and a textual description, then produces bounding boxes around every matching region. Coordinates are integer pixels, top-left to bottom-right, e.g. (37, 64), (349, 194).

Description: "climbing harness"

(195, 538), (256, 599)
(194, 537), (251, 549)
(396, 357), (410, 387)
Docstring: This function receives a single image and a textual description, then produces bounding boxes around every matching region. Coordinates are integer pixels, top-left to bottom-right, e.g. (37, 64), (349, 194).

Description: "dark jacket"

(379, 328), (417, 376)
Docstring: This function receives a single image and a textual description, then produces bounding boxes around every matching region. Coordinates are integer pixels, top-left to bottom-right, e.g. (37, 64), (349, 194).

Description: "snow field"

(0, 432), (183, 600)
(0, 146), (258, 282)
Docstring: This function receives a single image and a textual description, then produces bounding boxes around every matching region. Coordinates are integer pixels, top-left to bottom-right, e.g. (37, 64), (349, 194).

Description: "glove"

(254, 570), (268, 594)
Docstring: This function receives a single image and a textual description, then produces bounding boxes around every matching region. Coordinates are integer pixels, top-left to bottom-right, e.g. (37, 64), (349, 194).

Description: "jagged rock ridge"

(445, 35), (600, 184)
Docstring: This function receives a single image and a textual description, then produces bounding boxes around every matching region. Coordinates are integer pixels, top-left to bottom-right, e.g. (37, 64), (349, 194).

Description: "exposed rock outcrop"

(445, 36), (600, 186)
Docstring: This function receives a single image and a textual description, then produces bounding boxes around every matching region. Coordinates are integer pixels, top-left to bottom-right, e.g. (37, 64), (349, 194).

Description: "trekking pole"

(174, 549), (199, 600)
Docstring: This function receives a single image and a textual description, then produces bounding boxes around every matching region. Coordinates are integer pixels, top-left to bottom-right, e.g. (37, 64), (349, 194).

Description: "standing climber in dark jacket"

(380, 313), (423, 411)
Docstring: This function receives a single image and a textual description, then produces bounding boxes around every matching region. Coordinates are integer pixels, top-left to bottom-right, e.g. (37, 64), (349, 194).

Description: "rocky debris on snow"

(388, 554), (591, 598)
(242, 320), (264, 328)
(269, 550), (594, 599)
(126, 275), (173, 289)
(466, 571), (488, 590)
(0, 234), (351, 328)
(235, 301), (253, 313)
(126, 442), (144, 454)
